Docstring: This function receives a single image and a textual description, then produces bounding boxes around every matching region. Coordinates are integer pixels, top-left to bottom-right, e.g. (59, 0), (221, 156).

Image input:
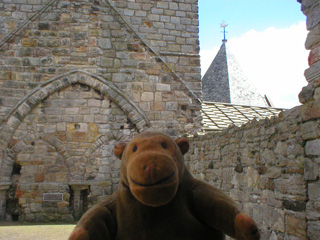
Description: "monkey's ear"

(114, 142), (127, 159)
(175, 137), (189, 155)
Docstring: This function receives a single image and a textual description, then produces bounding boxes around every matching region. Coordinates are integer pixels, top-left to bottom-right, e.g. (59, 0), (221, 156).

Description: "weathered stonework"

(0, 0), (201, 222)
(186, 107), (309, 239)
(0, 1), (320, 239)
(186, 1), (320, 239)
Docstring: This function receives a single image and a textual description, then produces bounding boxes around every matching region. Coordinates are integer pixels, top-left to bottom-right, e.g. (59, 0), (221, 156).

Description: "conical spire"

(202, 40), (268, 107)
(202, 42), (230, 103)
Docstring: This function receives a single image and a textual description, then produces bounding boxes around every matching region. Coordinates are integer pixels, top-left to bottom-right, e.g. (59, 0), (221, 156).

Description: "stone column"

(69, 184), (89, 220)
(298, 1), (320, 239)
(0, 183), (11, 220)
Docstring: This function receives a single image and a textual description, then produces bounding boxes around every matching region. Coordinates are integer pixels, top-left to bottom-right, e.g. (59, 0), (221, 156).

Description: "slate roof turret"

(202, 41), (268, 107)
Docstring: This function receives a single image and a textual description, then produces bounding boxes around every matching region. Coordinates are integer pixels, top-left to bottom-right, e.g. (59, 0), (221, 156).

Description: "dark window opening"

(80, 189), (89, 215)
(181, 105), (188, 111)
(68, 187), (74, 212)
(7, 163), (22, 221)
(11, 163), (21, 175)
(69, 186), (90, 220)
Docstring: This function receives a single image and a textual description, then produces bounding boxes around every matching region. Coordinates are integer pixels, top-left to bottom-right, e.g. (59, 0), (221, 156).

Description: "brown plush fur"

(69, 132), (260, 240)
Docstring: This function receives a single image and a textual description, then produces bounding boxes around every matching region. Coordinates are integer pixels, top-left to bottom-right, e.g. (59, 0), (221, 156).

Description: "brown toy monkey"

(69, 132), (260, 240)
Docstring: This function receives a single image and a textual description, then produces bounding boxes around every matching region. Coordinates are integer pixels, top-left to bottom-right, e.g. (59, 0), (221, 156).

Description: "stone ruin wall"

(186, 1), (320, 239)
(0, 0), (201, 222)
(186, 108), (311, 240)
(0, 0), (319, 239)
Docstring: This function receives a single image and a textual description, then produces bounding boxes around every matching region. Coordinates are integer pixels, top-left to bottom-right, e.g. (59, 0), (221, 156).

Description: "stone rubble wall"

(186, 108), (309, 239)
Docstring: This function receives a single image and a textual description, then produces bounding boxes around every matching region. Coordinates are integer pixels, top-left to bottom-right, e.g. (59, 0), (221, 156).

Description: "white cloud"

(200, 21), (309, 108)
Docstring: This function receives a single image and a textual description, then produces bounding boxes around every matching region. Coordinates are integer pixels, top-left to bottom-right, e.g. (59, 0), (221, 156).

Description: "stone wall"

(186, 1), (320, 239)
(0, 0), (201, 221)
(186, 108), (309, 239)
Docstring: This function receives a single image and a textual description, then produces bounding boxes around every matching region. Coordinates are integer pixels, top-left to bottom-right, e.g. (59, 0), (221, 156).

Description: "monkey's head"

(114, 132), (189, 207)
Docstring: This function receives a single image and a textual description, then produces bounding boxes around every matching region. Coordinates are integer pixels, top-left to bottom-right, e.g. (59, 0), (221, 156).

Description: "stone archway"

(0, 70), (150, 183)
(4, 133), (70, 221)
(7, 132), (70, 169)
(0, 70), (150, 221)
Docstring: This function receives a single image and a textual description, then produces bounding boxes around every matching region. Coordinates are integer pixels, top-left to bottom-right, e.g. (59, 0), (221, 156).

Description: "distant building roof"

(202, 41), (268, 107)
(201, 101), (284, 131)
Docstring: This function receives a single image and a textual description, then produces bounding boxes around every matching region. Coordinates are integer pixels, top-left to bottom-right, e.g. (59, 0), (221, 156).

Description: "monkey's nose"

(143, 163), (156, 174)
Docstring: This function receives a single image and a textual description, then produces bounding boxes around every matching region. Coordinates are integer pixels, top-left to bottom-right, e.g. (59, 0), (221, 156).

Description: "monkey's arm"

(68, 195), (117, 240)
(192, 181), (260, 240)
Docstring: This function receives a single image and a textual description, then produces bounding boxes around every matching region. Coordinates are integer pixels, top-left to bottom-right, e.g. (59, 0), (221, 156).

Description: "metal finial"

(220, 21), (228, 43)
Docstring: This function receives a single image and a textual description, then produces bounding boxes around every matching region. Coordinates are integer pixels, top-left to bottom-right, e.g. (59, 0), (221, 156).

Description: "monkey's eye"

(161, 142), (167, 149)
(132, 146), (138, 152)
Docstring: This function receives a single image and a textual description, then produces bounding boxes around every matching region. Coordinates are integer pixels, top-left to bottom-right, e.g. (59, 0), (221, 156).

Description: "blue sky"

(199, 0), (308, 108)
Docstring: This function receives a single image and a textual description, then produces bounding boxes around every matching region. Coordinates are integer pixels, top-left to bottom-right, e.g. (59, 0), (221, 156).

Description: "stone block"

(306, 23), (320, 50)
(304, 158), (319, 180)
(88, 99), (101, 107)
(299, 100), (320, 121)
(308, 181), (320, 200)
(43, 124), (56, 133)
(19, 198), (26, 205)
(21, 38), (37, 47)
(166, 102), (178, 111)
(265, 167), (282, 179)
(169, 2), (178, 10)
(308, 45), (320, 66)
(301, 121), (320, 140)
(124, 9), (134, 16)
(306, 6), (320, 30)
(274, 175), (306, 196)
(34, 174), (45, 183)
(305, 139), (320, 156)
(58, 207), (69, 214)
(304, 61), (320, 83)
(136, 11), (147, 17)
(30, 203), (42, 213)
(153, 102), (165, 111)
(139, 102), (150, 111)
(98, 38), (112, 49)
(286, 215), (307, 239)
(314, 87), (320, 100)
(271, 208), (285, 233)
(307, 221), (320, 240)
(141, 92), (154, 101)
(299, 83), (315, 104)
(247, 167), (259, 188)
(100, 57), (114, 67)
(275, 141), (288, 156)
(156, 83), (170, 92)
(157, 2), (168, 9)
(283, 200), (306, 212)
(179, 3), (192, 11)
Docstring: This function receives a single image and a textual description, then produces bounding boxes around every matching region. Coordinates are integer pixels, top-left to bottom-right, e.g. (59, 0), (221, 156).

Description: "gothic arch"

(1, 132), (71, 183)
(0, 70), (150, 182)
(81, 131), (118, 163)
(7, 132), (70, 168)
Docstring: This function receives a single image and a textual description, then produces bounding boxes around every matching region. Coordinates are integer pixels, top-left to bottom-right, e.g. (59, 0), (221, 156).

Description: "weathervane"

(220, 21), (228, 43)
